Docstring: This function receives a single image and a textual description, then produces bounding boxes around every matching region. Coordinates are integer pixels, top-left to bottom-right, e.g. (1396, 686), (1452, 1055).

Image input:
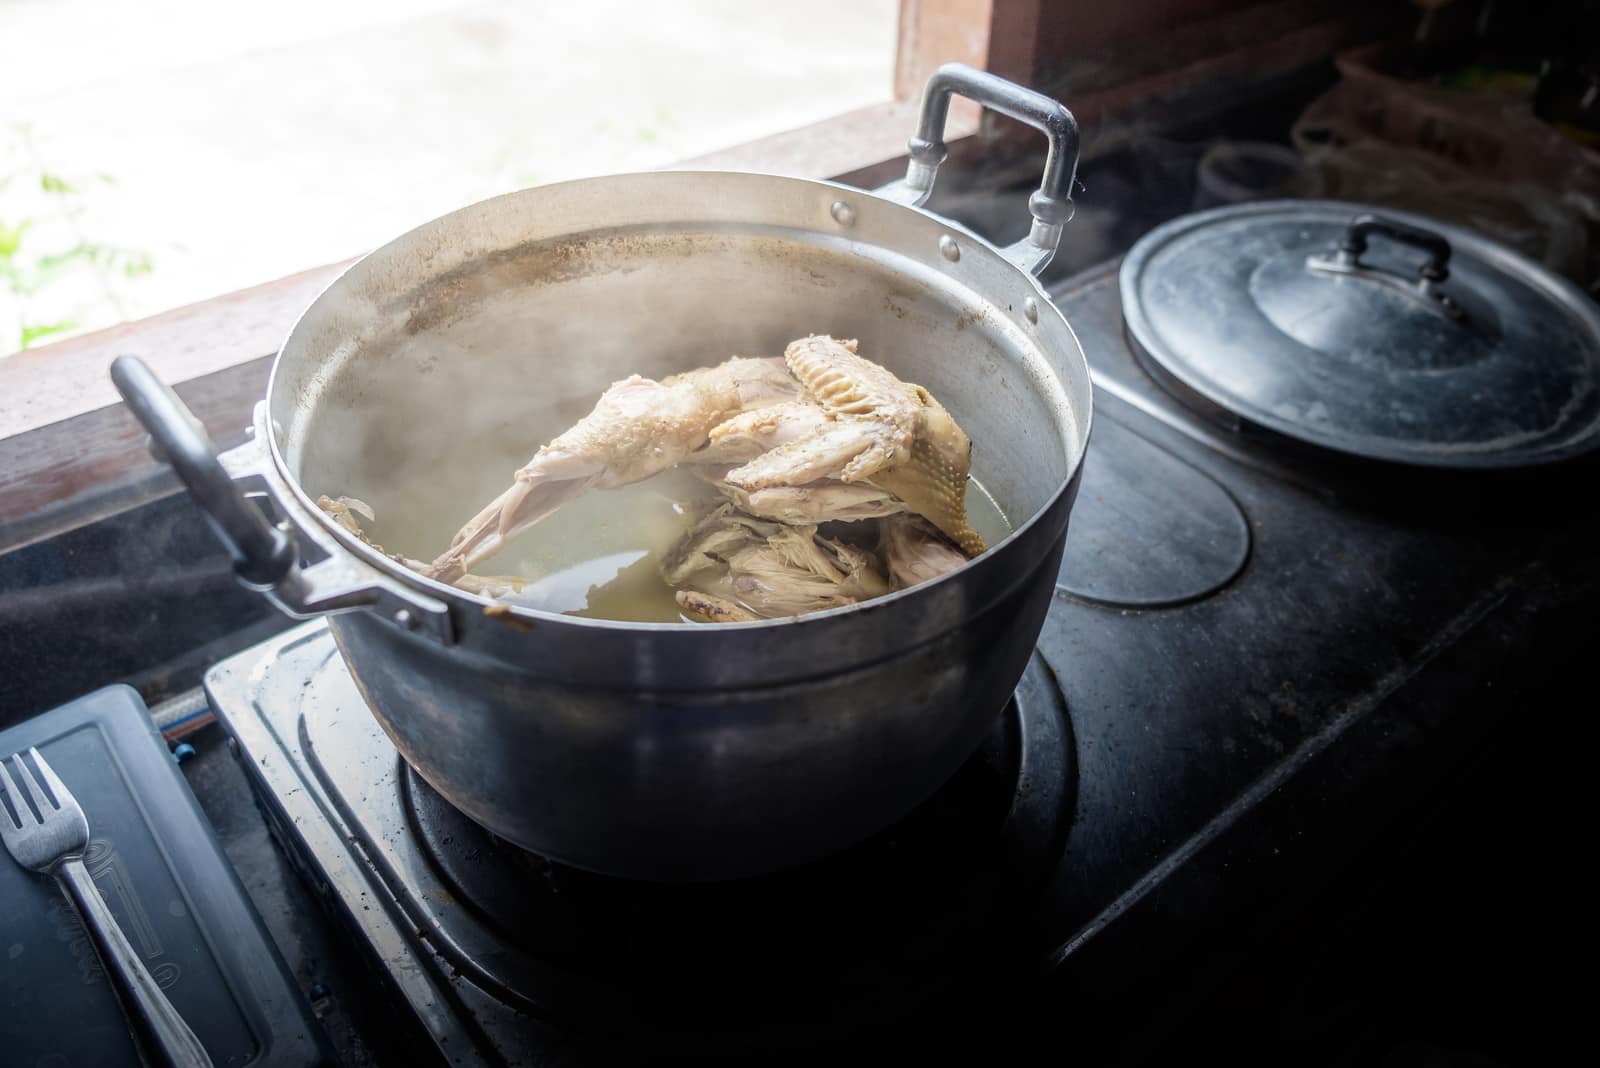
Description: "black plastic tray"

(0, 684), (331, 1066)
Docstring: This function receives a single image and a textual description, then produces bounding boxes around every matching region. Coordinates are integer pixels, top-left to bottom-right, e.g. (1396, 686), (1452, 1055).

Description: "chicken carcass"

(721, 336), (987, 558)
(424, 356), (799, 583)
(881, 513), (968, 590)
(661, 503), (890, 621)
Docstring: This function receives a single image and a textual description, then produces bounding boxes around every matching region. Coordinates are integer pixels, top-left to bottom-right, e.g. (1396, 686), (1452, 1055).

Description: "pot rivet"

(394, 609), (417, 630)
(830, 201), (856, 227)
(1024, 297), (1039, 323)
(939, 235), (961, 262)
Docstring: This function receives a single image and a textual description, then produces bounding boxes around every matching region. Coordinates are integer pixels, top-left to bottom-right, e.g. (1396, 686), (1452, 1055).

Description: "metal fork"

(0, 748), (212, 1068)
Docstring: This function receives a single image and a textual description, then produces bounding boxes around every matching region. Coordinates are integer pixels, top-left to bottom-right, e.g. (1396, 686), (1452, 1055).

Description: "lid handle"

(1339, 214), (1452, 282)
(1307, 212), (1463, 320)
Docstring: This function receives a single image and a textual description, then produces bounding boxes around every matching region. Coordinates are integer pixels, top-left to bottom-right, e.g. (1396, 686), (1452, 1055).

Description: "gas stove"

(207, 619), (1073, 1065)
(205, 260), (1599, 1066)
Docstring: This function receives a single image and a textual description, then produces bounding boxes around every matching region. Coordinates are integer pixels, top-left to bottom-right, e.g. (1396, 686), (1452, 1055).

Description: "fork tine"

(0, 756), (34, 826)
(0, 761), (16, 829)
(27, 748), (69, 812)
(3, 754), (52, 824)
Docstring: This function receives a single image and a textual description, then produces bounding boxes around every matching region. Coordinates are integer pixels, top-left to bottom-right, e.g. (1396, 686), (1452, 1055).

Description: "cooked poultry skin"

(424, 356), (798, 582)
(719, 481), (907, 526)
(688, 465), (906, 525)
(881, 513), (968, 590)
(660, 502), (890, 621)
(723, 336), (986, 557)
(688, 400), (833, 465)
(675, 589), (760, 623)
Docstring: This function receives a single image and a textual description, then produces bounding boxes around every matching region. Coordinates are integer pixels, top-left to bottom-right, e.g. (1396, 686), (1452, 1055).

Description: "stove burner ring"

(401, 654), (1075, 1040)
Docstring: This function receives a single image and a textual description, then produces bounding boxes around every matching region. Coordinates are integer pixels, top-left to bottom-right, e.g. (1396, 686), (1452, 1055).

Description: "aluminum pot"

(113, 64), (1093, 881)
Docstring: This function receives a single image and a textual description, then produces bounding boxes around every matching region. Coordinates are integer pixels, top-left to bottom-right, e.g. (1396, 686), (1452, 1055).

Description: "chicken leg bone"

(317, 495), (529, 597)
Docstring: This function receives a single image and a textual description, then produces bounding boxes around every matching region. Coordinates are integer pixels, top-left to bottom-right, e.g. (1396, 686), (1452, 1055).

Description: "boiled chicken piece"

(866, 389), (986, 558)
(881, 513), (968, 590)
(425, 356), (800, 583)
(719, 481), (907, 526)
(316, 496), (528, 597)
(660, 504), (775, 587)
(318, 494), (376, 538)
(688, 400), (832, 465)
(689, 466), (906, 525)
(723, 525), (888, 618)
(661, 503), (890, 621)
(723, 337), (913, 485)
(675, 589), (760, 624)
(722, 336), (987, 558)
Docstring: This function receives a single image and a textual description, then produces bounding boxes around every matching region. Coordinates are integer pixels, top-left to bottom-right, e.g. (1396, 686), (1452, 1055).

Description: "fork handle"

(56, 857), (213, 1068)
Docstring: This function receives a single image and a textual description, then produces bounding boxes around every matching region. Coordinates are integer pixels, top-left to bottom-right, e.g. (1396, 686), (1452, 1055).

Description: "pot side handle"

(110, 356), (455, 645)
(111, 356), (295, 586)
(877, 62), (1080, 276)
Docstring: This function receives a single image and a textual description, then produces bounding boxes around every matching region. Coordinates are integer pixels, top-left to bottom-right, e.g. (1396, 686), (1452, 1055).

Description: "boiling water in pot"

(359, 458), (1012, 623)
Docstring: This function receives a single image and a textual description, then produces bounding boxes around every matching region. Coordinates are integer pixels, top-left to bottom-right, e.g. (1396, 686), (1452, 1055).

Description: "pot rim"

(264, 169), (1094, 632)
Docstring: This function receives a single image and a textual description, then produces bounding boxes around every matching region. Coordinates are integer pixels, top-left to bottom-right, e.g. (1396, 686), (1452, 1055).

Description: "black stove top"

(203, 261), (1600, 1067)
(397, 655), (1071, 1008)
(209, 624), (1078, 1064)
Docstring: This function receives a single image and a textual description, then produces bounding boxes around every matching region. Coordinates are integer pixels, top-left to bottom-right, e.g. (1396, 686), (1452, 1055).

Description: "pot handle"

(111, 356), (296, 586)
(110, 356), (456, 644)
(878, 62), (1080, 276)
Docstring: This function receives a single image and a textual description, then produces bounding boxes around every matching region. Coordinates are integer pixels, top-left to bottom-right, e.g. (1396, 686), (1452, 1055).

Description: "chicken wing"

(722, 336), (986, 557)
(425, 356), (799, 582)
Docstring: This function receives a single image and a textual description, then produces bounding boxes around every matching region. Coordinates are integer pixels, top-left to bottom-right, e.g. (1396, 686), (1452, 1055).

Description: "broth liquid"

(368, 466), (1012, 623)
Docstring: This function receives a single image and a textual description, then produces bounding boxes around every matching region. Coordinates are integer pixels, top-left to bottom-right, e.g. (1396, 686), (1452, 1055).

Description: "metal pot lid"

(1119, 199), (1600, 468)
